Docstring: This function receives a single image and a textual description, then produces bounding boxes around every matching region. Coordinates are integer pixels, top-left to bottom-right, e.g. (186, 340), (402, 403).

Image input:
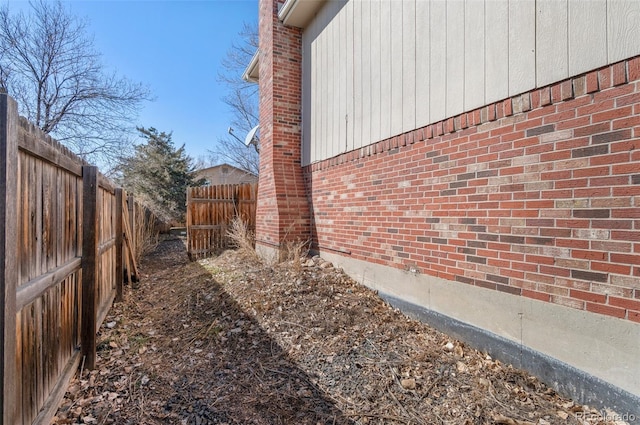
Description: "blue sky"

(63, 0), (259, 162)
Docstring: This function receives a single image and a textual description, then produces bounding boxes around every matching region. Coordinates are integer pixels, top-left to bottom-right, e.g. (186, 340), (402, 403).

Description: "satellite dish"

(244, 125), (259, 147)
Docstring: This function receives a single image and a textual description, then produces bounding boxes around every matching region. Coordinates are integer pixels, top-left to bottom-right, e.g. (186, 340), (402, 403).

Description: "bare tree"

(0, 0), (150, 167)
(208, 22), (259, 176)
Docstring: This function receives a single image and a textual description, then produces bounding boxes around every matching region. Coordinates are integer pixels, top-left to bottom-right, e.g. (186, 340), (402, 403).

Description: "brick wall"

(304, 57), (640, 323)
(255, 0), (311, 249)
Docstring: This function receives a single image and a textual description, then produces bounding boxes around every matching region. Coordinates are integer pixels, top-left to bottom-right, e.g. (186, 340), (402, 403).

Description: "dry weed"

(227, 217), (260, 260)
(133, 208), (160, 263)
(281, 239), (310, 270)
(278, 221), (310, 268)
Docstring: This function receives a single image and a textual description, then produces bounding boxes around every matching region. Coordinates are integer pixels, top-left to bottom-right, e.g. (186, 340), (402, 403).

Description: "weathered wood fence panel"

(15, 141), (85, 425)
(96, 183), (118, 333)
(0, 93), (147, 425)
(186, 183), (257, 260)
(1, 92), (19, 425)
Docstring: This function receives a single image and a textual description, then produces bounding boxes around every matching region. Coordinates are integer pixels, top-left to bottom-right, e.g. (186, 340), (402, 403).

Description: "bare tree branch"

(0, 0), (151, 168)
(208, 21), (259, 176)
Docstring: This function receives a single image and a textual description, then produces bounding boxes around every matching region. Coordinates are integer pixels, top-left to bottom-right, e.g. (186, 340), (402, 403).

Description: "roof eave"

(243, 0), (326, 83)
(278, 0), (325, 29)
(242, 50), (260, 83)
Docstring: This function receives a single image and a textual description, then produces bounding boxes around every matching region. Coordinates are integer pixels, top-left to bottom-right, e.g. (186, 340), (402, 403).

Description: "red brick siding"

(256, 0), (311, 247)
(303, 58), (640, 323)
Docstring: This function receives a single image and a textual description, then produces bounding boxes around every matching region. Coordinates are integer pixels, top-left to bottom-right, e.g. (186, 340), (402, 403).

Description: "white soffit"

(243, 50), (260, 83)
(279, 0), (326, 28)
(245, 0), (326, 82)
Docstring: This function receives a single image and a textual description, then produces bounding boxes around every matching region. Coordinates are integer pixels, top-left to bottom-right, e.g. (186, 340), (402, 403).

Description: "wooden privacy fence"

(0, 93), (146, 425)
(186, 183), (258, 260)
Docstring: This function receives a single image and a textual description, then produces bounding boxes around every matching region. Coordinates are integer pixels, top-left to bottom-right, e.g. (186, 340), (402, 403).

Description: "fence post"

(81, 165), (99, 370)
(115, 188), (124, 302)
(186, 187), (192, 259)
(127, 195), (135, 258)
(0, 93), (18, 424)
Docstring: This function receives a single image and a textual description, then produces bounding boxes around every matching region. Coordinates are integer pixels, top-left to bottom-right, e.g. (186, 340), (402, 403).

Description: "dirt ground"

(53, 237), (629, 425)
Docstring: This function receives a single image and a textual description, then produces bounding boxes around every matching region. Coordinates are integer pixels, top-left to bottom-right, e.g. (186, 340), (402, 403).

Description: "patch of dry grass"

(227, 217), (260, 261)
(282, 239), (309, 264)
(133, 209), (160, 263)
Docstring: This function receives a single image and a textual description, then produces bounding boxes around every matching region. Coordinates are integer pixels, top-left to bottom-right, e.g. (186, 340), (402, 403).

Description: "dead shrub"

(281, 239), (310, 270)
(227, 218), (259, 260)
(133, 207), (160, 263)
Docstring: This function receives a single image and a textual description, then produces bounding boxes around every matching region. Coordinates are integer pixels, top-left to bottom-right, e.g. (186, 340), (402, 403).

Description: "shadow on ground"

(57, 236), (610, 425)
(111, 237), (355, 425)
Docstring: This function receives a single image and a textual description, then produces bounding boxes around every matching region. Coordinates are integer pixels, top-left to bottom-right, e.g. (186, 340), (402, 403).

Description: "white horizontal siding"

(301, 0), (640, 165)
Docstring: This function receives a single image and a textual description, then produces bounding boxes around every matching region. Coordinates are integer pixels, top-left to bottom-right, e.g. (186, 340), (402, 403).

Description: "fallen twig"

(188, 318), (220, 345)
(421, 375), (443, 400)
(98, 405), (112, 425)
(346, 412), (414, 424)
(493, 414), (536, 425)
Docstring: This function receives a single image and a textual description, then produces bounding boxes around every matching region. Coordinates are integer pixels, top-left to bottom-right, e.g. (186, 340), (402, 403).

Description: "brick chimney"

(255, 0), (311, 259)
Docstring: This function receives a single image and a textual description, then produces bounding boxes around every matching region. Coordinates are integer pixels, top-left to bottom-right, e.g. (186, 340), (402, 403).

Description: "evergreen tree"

(118, 127), (203, 223)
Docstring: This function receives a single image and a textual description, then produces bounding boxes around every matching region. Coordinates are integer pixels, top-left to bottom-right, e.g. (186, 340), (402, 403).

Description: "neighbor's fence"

(0, 93), (150, 425)
(186, 183), (257, 260)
